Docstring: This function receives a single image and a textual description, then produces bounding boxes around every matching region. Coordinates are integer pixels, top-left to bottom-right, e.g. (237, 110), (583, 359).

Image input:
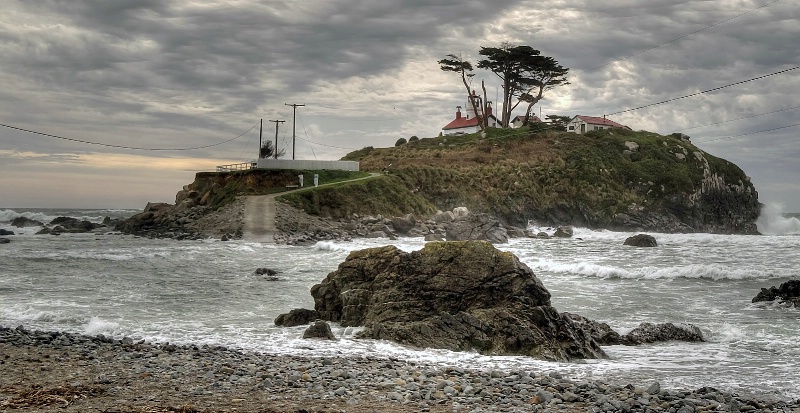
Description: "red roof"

(575, 115), (626, 128)
(442, 116), (481, 130)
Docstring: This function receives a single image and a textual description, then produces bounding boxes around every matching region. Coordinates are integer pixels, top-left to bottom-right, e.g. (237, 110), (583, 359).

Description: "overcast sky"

(1, 0), (798, 211)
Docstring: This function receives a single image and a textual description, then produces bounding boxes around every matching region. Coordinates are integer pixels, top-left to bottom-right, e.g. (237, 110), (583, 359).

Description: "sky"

(1, 0), (798, 211)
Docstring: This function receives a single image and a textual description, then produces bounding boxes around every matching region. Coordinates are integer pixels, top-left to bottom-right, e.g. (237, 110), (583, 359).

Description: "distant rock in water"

(553, 226), (574, 238)
(621, 322), (704, 345)
(624, 233), (657, 247)
(274, 308), (319, 327)
(48, 217), (97, 233)
(0, 237), (10, 244)
(752, 280), (800, 307)
(285, 241), (606, 361)
(11, 216), (43, 227)
(254, 268), (278, 276)
(0, 229), (14, 236)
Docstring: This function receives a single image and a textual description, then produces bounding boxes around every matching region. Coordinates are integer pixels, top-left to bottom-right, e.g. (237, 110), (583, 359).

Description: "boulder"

(563, 313), (623, 345)
(624, 233), (658, 247)
(0, 237), (10, 244)
(452, 207), (470, 219)
(274, 308), (319, 327)
(553, 226), (573, 238)
(0, 229), (14, 236)
(389, 214), (416, 234)
(622, 322), (704, 345)
(445, 213), (508, 244)
(11, 217), (43, 227)
(303, 321), (337, 340)
(752, 280), (800, 307)
(304, 241), (606, 361)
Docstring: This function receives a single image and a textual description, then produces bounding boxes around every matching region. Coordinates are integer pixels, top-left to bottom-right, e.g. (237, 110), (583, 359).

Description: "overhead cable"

(0, 121), (258, 151)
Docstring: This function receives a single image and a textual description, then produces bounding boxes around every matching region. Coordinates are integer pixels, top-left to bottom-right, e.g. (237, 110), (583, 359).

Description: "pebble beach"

(2, 326), (798, 413)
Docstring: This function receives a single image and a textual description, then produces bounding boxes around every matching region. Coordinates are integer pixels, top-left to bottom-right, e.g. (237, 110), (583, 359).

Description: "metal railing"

(216, 162), (256, 172)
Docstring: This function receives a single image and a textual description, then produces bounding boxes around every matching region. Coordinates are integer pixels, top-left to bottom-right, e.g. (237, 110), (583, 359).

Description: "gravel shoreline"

(1, 326), (798, 413)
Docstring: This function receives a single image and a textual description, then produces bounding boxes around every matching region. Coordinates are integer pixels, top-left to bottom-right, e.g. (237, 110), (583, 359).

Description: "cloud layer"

(1, 0), (798, 209)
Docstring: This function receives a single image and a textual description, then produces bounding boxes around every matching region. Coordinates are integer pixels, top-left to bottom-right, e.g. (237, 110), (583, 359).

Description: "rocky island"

(115, 127), (761, 242)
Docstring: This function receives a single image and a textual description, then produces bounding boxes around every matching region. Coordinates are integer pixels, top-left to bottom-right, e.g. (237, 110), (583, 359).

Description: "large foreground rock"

(299, 241), (605, 361)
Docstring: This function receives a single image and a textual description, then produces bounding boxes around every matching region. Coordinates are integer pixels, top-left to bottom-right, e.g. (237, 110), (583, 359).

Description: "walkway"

(242, 173), (380, 243)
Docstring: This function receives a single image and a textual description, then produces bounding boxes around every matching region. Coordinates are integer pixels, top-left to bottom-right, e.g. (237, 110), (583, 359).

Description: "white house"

(510, 114), (542, 128)
(441, 91), (498, 135)
(566, 115), (629, 134)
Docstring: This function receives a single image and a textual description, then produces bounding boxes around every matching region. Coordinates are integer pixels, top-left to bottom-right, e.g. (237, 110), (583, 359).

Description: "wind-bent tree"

(260, 140), (285, 159)
(545, 115), (572, 131)
(438, 53), (486, 131)
(477, 43), (569, 127)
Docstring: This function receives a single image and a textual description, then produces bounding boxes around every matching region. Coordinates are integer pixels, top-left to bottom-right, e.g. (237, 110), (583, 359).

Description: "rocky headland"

(115, 127), (761, 243)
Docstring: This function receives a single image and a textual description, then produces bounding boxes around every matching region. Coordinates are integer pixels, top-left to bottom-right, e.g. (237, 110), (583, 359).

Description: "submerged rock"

(0, 237), (10, 244)
(298, 241), (605, 361)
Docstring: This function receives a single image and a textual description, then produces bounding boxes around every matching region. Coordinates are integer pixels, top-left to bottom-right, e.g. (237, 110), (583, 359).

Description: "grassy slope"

(326, 127), (752, 227)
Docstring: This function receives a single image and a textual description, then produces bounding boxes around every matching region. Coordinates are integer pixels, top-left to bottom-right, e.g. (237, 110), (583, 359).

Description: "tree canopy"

(440, 44), (569, 130)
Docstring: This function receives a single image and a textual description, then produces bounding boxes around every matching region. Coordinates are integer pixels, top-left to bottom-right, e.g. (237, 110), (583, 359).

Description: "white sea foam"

(82, 317), (121, 336)
(757, 203), (800, 235)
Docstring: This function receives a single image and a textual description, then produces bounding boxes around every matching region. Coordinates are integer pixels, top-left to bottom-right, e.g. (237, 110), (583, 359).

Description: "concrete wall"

(255, 159), (359, 171)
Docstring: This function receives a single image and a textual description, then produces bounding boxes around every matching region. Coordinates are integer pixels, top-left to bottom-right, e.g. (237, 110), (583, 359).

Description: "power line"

(605, 66), (799, 116)
(0, 121), (259, 151)
(695, 122), (800, 144)
(582, 0), (781, 73)
(673, 104), (800, 132)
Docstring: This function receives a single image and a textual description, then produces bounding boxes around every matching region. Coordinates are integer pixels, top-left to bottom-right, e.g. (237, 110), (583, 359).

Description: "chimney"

(456, 106), (462, 119)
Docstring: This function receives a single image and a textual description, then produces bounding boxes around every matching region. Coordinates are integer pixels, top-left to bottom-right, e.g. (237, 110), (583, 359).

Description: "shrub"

(395, 138), (408, 146)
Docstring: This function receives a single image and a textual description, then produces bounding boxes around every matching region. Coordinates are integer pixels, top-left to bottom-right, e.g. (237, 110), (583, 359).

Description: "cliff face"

(334, 128), (760, 234)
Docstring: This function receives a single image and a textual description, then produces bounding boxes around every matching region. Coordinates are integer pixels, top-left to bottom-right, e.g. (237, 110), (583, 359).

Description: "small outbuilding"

(566, 115), (629, 134)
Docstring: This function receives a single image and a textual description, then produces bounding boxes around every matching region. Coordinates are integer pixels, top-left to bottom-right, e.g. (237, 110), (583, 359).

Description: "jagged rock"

(446, 213), (508, 244)
(424, 233), (444, 241)
(303, 241), (606, 361)
(11, 217), (43, 227)
(622, 322), (704, 345)
(564, 313), (623, 345)
(432, 210), (455, 223)
(274, 308), (319, 327)
(452, 207), (470, 219)
(752, 280), (800, 307)
(48, 217), (97, 233)
(553, 226), (573, 238)
(0, 229), (14, 236)
(0, 237), (10, 244)
(302, 321), (337, 340)
(254, 268), (278, 276)
(624, 233), (658, 247)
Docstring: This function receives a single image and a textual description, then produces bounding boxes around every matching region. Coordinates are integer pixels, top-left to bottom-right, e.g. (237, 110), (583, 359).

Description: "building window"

(568, 125), (575, 130)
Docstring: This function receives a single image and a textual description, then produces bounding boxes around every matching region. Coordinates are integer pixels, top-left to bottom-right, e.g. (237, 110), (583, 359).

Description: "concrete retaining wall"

(255, 159), (359, 171)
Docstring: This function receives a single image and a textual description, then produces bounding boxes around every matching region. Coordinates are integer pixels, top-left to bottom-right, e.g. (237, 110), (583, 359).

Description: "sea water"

(1, 206), (798, 401)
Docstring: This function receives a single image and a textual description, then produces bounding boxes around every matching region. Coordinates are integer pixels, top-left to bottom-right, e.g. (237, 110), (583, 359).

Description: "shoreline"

(2, 326), (798, 413)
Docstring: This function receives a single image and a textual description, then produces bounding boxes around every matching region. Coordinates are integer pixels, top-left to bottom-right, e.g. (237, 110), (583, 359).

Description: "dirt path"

(242, 173), (380, 242)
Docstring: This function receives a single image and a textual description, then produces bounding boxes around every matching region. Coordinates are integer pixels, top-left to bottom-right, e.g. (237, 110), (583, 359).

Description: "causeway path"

(242, 173), (380, 243)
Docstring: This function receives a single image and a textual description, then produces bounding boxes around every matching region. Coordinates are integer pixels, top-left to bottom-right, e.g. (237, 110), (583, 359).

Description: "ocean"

(1, 206), (799, 401)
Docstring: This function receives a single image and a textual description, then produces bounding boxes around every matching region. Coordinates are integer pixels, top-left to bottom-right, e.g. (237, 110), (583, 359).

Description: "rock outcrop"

(274, 308), (320, 327)
(445, 213), (508, 244)
(302, 321), (336, 340)
(752, 280), (800, 307)
(281, 241), (606, 361)
(11, 217), (43, 227)
(565, 314), (704, 345)
(624, 234), (657, 247)
(0, 229), (14, 236)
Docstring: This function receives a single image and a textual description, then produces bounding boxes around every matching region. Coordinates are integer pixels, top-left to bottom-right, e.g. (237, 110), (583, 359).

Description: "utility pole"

(258, 119), (263, 159)
(284, 103), (305, 160)
(268, 119), (285, 159)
